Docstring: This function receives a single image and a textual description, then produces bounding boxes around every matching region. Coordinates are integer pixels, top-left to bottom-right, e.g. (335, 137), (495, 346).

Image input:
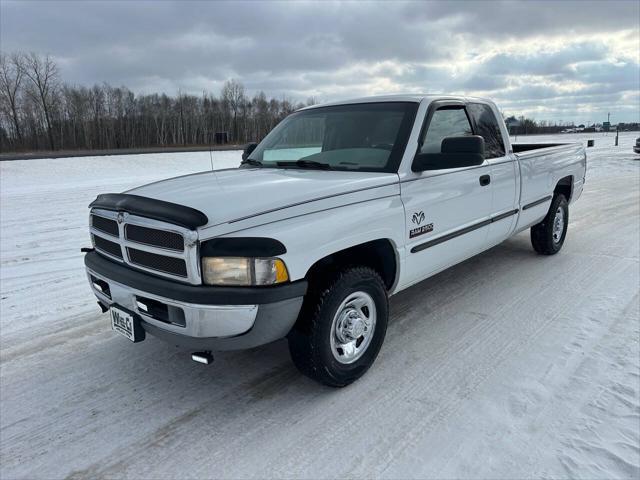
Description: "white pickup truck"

(85, 95), (586, 386)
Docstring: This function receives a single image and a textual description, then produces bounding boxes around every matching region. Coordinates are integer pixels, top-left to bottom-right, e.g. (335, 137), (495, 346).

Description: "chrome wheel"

(330, 291), (377, 364)
(552, 206), (565, 243)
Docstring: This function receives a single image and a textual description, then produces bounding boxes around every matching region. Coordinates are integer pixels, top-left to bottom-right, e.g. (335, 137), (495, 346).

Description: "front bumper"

(85, 251), (306, 350)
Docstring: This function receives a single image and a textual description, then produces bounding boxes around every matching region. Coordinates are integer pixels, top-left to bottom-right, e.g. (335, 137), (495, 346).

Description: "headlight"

(201, 257), (289, 286)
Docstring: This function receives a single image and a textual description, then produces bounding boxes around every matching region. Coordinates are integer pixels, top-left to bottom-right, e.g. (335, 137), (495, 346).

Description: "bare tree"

(221, 79), (245, 142)
(0, 53), (25, 146)
(0, 52), (331, 153)
(21, 52), (59, 150)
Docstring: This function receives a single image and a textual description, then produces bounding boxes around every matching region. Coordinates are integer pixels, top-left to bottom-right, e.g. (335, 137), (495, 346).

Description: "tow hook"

(191, 351), (214, 365)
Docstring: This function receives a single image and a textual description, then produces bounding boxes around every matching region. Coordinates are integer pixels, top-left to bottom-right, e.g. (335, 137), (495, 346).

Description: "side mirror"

(242, 142), (258, 160)
(412, 135), (485, 172)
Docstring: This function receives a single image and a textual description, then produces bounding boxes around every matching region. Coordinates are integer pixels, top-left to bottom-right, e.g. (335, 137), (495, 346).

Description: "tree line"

(3, 51), (636, 154)
(0, 52), (315, 153)
(504, 115), (639, 135)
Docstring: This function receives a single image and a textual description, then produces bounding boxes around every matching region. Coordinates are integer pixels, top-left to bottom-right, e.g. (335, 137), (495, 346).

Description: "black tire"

(288, 267), (388, 387)
(530, 194), (569, 255)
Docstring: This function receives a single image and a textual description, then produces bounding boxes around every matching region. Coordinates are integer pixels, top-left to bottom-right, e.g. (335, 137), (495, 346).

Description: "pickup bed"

(85, 94), (586, 386)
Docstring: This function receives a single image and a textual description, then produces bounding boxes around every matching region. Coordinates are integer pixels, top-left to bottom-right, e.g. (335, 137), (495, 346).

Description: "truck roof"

(300, 94), (494, 110)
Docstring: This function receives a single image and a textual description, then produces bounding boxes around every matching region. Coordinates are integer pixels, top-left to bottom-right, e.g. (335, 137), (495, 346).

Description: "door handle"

(479, 175), (491, 186)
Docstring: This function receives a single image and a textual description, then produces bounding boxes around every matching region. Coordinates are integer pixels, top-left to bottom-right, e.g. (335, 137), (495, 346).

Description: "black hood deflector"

(89, 193), (208, 230)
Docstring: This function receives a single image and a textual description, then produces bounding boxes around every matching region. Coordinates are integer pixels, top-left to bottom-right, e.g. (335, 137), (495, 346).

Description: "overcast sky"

(2, 0), (639, 123)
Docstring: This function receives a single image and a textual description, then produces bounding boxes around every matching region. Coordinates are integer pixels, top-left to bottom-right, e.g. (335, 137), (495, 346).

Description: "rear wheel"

(288, 267), (388, 387)
(530, 194), (569, 255)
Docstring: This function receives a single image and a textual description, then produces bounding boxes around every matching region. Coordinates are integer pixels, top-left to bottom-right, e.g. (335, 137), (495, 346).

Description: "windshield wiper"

(276, 159), (331, 170)
(240, 158), (263, 167)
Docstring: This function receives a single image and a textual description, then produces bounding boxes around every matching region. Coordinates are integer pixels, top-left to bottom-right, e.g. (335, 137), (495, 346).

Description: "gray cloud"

(418, 0), (640, 37)
(479, 42), (611, 76)
(1, 0), (638, 122)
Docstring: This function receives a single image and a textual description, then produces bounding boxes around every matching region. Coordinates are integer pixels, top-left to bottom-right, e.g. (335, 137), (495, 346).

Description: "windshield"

(248, 102), (418, 172)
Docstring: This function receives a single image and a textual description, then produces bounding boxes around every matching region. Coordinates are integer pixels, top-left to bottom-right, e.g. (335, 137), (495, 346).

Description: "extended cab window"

(467, 103), (506, 158)
(420, 107), (473, 154)
(248, 102), (418, 173)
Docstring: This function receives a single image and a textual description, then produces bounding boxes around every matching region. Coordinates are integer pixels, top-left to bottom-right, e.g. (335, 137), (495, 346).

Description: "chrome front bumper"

(86, 267), (305, 350)
(88, 268), (258, 338)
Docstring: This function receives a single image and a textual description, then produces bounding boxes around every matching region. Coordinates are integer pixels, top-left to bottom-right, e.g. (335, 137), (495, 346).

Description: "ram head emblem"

(412, 211), (425, 225)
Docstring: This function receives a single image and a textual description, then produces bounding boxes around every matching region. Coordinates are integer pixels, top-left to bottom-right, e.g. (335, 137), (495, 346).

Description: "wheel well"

(305, 239), (397, 292)
(555, 176), (573, 202)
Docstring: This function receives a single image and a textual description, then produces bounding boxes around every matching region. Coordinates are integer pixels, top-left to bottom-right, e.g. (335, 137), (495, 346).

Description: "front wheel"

(288, 267), (388, 387)
(530, 194), (569, 255)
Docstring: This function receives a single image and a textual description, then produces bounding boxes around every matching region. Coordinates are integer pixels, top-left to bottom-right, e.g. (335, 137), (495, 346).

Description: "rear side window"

(420, 107), (473, 153)
(467, 103), (506, 158)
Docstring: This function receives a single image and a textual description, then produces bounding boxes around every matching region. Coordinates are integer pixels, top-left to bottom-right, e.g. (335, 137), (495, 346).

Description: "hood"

(126, 167), (398, 228)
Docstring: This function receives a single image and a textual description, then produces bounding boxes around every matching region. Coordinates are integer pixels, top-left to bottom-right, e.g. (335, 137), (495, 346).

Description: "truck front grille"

(89, 209), (199, 284)
(127, 248), (188, 277)
(125, 224), (184, 251)
(92, 234), (123, 259)
(91, 215), (119, 236)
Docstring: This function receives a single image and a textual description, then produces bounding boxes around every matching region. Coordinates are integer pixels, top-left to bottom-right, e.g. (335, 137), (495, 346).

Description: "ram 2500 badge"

(85, 95), (586, 386)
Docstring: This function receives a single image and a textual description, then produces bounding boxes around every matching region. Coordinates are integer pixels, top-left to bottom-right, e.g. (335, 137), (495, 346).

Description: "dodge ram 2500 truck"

(85, 95), (586, 386)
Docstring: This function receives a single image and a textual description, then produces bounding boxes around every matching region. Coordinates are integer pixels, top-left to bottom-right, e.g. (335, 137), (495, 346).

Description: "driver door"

(401, 102), (493, 286)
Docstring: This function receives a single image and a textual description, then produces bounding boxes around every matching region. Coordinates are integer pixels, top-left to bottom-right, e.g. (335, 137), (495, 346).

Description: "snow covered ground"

(1, 132), (638, 479)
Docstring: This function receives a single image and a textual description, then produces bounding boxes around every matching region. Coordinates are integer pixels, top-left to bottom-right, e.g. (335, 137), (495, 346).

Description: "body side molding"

(522, 195), (553, 211)
(411, 209), (519, 253)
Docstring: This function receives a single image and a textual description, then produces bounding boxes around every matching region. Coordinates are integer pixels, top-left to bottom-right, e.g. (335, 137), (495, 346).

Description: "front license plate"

(110, 306), (144, 342)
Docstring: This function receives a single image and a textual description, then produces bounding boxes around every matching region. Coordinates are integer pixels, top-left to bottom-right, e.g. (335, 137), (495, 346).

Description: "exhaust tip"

(97, 301), (109, 313)
(191, 351), (214, 365)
